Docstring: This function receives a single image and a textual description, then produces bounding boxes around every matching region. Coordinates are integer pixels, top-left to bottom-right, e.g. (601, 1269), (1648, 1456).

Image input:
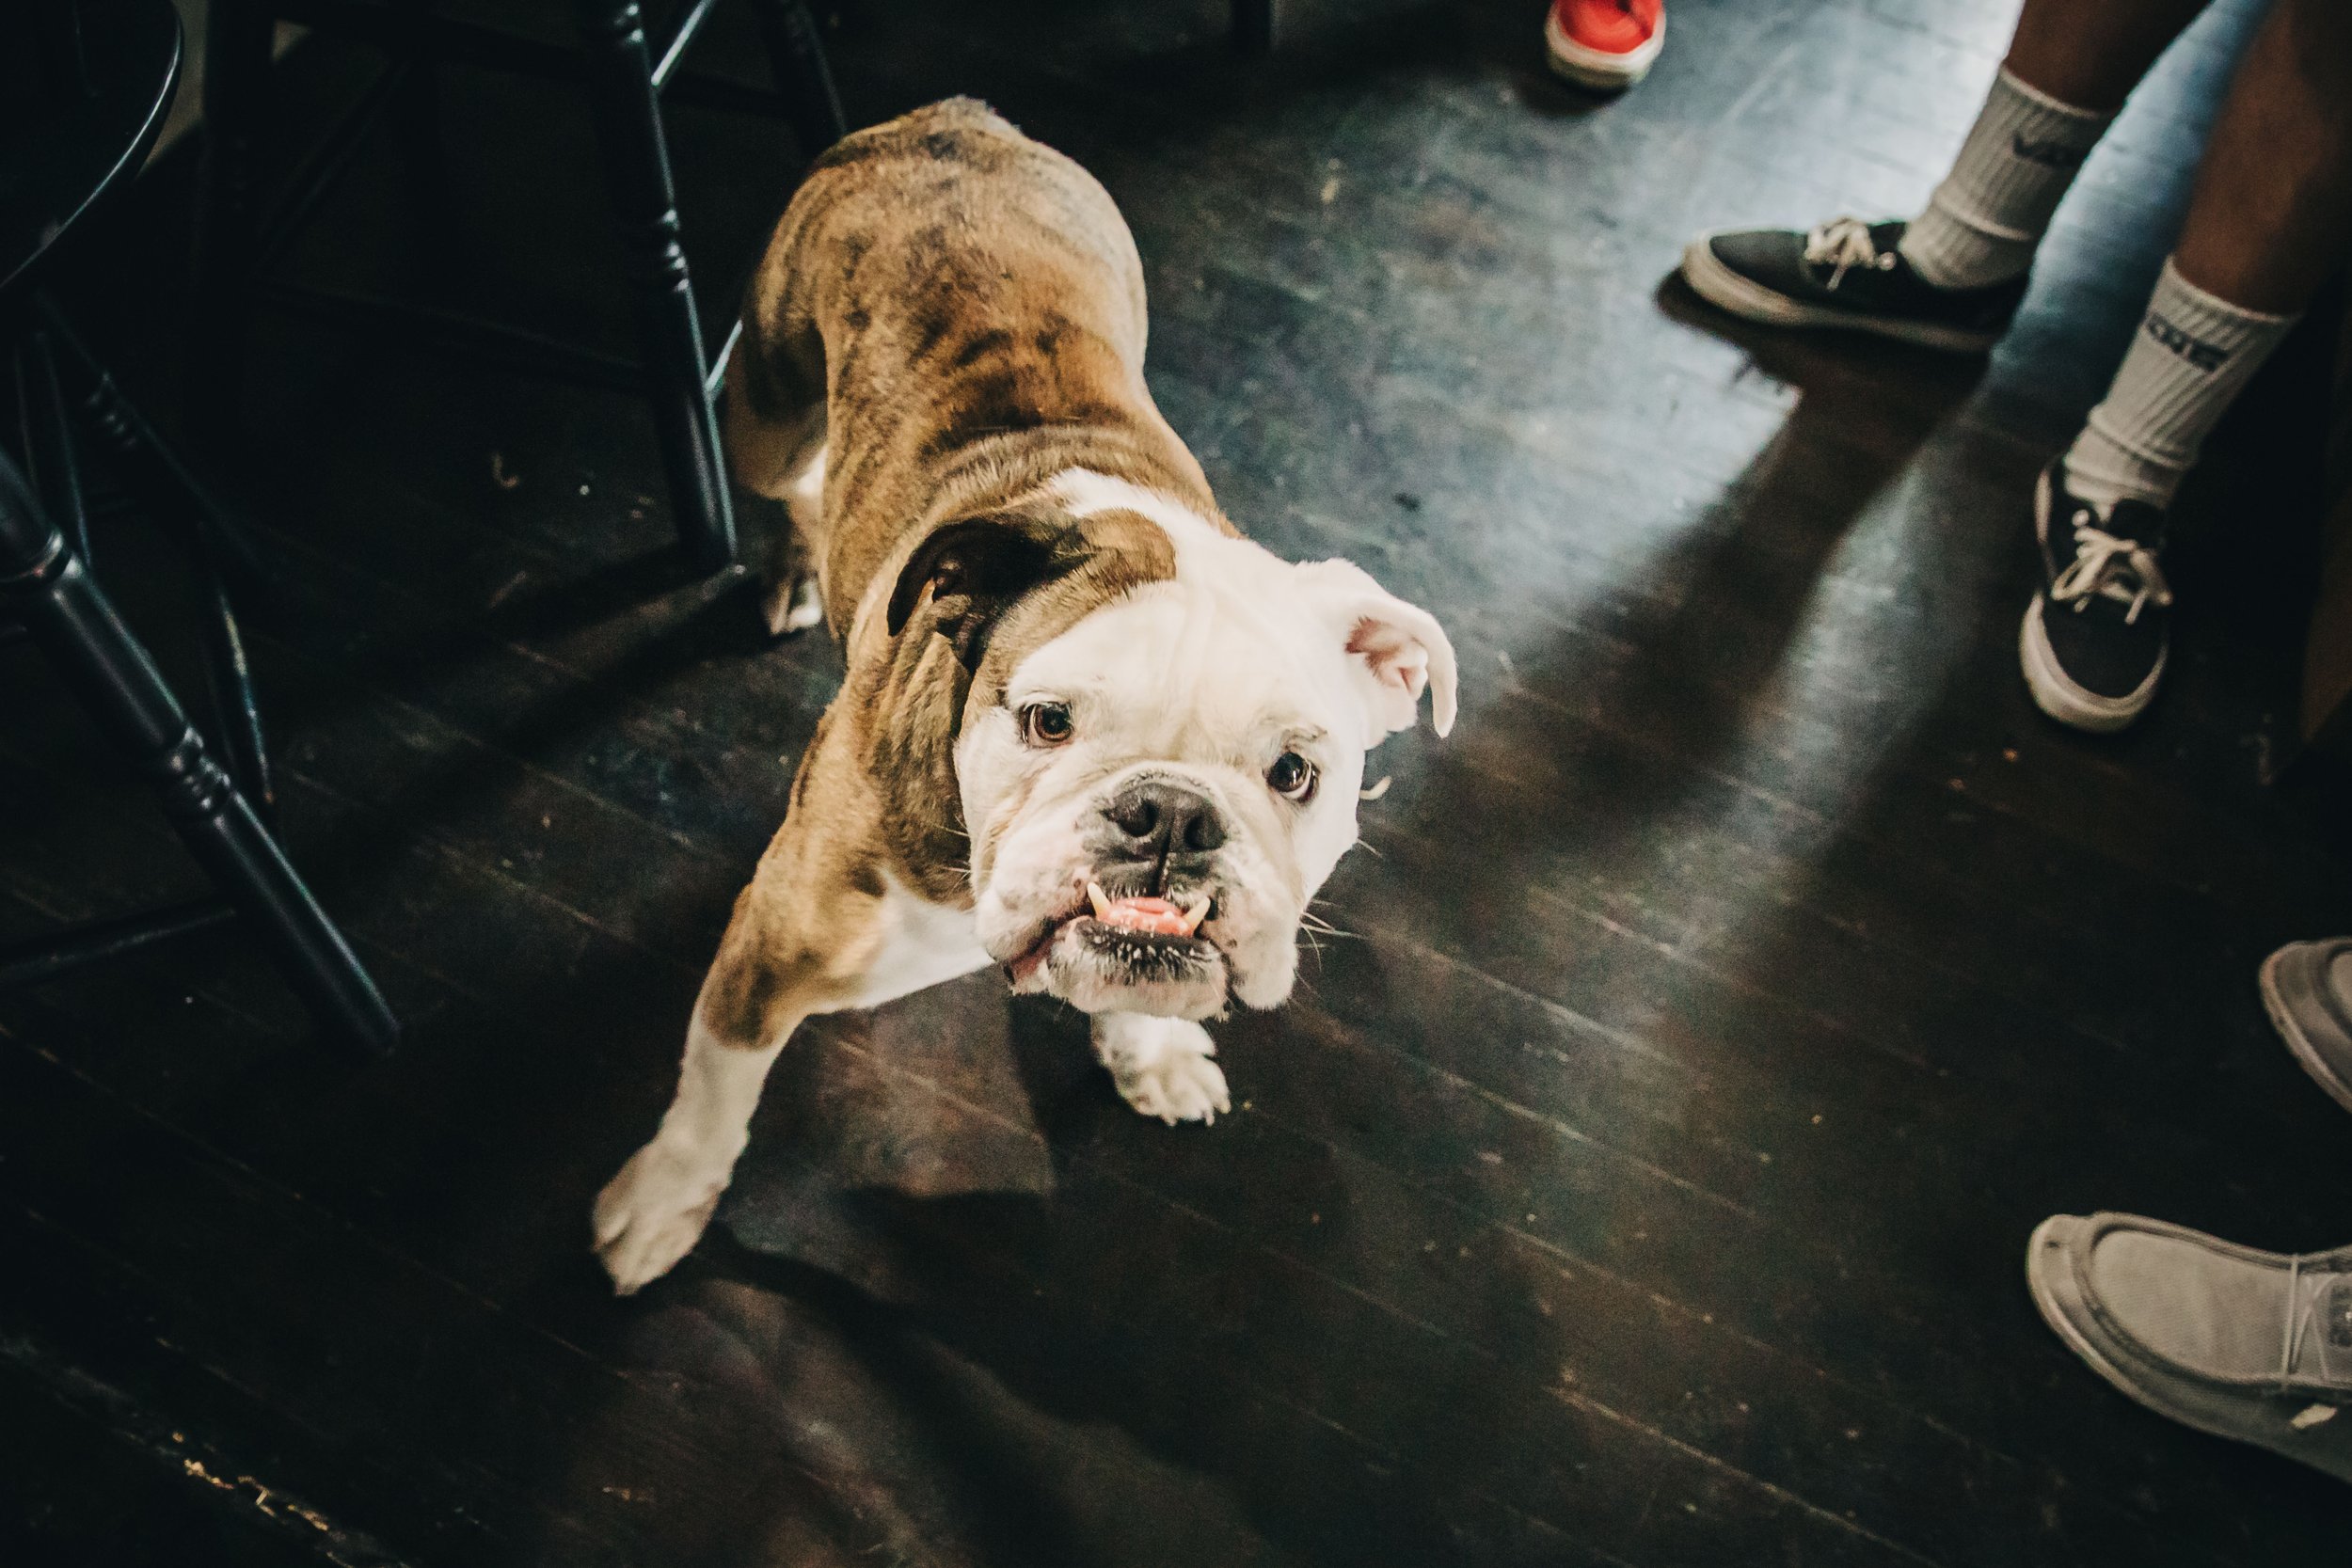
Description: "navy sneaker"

(2020, 461), (2172, 733)
(1679, 216), (2026, 353)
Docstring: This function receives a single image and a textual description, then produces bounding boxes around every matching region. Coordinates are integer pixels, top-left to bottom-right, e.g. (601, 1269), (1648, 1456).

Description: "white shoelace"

(2279, 1255), (2344, 1396)
(2050, 515), (2171, 626)
(1802, 216), (1897, 290)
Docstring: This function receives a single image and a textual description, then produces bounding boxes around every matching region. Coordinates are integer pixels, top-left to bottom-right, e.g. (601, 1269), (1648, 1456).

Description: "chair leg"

(0, 451), (398, 1056)
(35, 299), (277, 808)
(38, 300), (277, 595)
(14, 333), (93, 567)
(1233, 0), (1276, 55)
(747, 0), (848, 156)
(574, 0), (736, 574)
(187, 0), (276, 448)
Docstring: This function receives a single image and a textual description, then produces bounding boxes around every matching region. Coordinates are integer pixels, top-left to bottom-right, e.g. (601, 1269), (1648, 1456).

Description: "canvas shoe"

(1680, 216), (2026, 353)
(2021, 459), (2172, 734)
(2028, 1213), (2352, 1481)
(2261, 939), (2352, 1117)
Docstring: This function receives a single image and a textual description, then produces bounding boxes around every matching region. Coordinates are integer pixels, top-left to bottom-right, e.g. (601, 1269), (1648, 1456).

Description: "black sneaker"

(2020, 460), (2173, 733)
(1679, 217), (2026, 352)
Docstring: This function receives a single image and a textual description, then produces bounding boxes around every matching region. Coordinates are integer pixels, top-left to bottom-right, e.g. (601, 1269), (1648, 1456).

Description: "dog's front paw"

(592, 1139), (731, 1294)
(1119, 1049), (1231, 1124)
(1095, 1015), (1231, 1125)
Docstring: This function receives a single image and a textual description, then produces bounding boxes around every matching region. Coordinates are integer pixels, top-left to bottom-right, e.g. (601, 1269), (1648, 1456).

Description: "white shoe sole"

(1677, 232), (2004, 354)
(2018, 465), (2163, 733)
(2026, 1217), (2157, 1417)
(2019, 595), (2159, 734)
(1543, 8), (1662, 89)
(2260, 946), (2352, 1119)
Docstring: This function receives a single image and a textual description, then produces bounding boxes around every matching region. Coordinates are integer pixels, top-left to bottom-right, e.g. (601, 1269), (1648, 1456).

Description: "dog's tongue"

(1094, 895), (1193, 936)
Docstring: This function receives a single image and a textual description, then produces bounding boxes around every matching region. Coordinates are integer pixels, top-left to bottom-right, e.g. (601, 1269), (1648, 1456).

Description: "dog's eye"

(1020, 702), (1074, 746)
(1266, 751), (1317, 802)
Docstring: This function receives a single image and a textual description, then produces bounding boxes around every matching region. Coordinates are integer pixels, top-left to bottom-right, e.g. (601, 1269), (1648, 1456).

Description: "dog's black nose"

(1103, 779), (1226, 862)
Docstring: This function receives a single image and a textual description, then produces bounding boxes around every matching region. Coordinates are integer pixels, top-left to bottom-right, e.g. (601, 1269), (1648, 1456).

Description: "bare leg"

(2005, 0), (2214, 113)
(1677, 0), (2233, 327)
(2073, 0), (2352, 494)
(1894, 0), (2214, 293)
(2170, 0), (2352, 314)
(2026, 0), (2352, 730)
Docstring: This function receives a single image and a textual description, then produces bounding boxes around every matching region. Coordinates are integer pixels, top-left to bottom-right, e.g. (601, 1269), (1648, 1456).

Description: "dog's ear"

(886, 513), (1090, 669)
(1297, 560), (1458, 741)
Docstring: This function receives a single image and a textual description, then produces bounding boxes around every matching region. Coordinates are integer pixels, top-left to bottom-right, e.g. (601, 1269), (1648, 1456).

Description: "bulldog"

(593, 99), (1457, 1293)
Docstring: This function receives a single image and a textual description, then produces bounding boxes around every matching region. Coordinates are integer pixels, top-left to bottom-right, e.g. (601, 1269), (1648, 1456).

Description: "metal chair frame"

(187, 0), (850, 573)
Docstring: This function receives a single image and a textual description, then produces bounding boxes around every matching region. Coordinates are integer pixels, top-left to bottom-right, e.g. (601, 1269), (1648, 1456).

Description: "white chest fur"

(844, 873), (994, 1010)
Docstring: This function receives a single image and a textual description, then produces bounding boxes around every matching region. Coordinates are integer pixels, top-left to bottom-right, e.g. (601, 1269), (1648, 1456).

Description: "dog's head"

(886, 478), (1455, 1019)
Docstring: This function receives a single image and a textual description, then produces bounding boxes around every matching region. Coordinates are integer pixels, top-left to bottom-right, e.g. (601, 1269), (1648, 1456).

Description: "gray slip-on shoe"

(2027, 1212), (2352, 1481)
(2261, 939), (2352, 1117)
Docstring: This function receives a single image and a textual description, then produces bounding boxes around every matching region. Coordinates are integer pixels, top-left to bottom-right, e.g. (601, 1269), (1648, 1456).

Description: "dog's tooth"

(1180, 895), (1211, 936)
(1087, 880), (1112, 921)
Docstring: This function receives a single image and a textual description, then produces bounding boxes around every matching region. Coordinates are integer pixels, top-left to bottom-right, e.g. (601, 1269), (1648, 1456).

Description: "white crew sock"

(2064, 258), (2298, 511)
(1899, 68), (2112, 291)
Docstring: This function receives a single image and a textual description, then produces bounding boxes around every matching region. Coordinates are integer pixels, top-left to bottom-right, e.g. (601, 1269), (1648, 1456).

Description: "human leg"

(2025, 0), (2352, 729)
(1683, 0), (2214, 343)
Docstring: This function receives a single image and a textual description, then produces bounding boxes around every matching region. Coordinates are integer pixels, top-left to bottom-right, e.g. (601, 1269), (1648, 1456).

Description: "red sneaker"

(1543, 0), (1664, 90)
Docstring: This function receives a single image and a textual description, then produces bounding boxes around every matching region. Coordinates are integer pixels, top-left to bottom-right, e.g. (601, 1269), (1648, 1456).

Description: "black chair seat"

(0, 0), (183, 300)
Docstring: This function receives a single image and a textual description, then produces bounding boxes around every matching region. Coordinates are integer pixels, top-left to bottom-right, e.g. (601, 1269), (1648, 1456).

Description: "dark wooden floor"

(8, 0), (2352, 1562)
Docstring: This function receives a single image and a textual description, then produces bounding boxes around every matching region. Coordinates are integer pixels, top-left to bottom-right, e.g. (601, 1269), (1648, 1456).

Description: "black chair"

(1233, 0), (1276, 55)
(1, 0), (399, 1054)
(186, 0), (850, 575)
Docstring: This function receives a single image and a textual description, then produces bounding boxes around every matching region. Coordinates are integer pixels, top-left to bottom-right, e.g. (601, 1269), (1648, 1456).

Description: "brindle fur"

(702, 99), (1224, 1053)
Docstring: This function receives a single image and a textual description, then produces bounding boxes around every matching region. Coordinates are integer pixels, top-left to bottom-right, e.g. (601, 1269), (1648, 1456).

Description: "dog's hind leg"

(722, 291), (829, 638)
(762, 440), (828, 637)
